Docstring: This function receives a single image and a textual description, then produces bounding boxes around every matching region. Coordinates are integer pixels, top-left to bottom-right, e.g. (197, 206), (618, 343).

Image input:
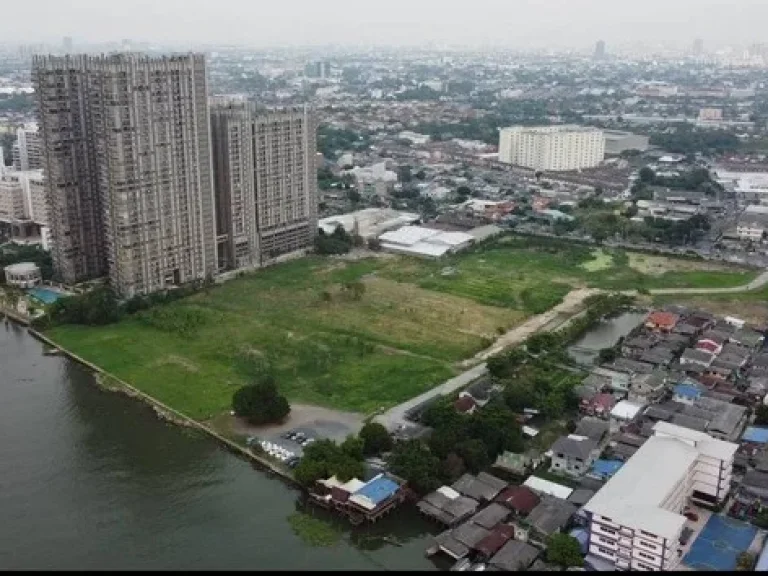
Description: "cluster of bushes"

(33, 277), (214, 329)
(387, 399), (525, 495)
(136, 306), (209, 337)
(314, 226), (362, 255)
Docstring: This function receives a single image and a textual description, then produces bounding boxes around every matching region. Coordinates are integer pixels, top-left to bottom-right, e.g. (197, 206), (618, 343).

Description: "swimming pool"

(27, 287), (68, 305)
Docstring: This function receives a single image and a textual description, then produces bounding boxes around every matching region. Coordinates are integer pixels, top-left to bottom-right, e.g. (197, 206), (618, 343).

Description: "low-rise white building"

(584, 422), (737, 571)
(737, 205), (768, 241)
(3, 262), (42, 288)
(378, 226), (474, 258)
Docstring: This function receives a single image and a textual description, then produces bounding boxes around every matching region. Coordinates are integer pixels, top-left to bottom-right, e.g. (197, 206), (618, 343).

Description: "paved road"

(374, 288), (599, 432)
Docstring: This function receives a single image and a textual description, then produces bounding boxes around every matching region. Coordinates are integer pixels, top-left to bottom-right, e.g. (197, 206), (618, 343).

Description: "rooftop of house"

(495, 486), (541, 516)
(452, 472), (507, 502)
(551, 436), (600, 461)
(489, 539), (540, 571)
(526, 496), (578, 536)
(575, 417), (610, 442)
(673, 383), (703, 399)
(681, 348), (715, 363)
(647, 311), (680, 327)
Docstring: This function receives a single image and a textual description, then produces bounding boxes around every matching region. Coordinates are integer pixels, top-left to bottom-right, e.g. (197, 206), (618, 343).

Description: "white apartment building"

(584, 422), (737, 571)
(11, 123), (42, 171)
(498, 125), (605, 172)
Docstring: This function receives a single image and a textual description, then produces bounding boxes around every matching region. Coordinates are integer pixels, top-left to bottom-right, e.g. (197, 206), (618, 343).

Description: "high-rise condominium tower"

(210, 102), (317, 272)
(33, 53), (217, 296)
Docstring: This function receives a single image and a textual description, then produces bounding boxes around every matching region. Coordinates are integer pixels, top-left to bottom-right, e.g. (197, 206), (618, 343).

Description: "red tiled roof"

(455, 396), (477, 413)
(696, 340), (721, 354)
(591, 393), (616, 411)
(475, 524), (515, 557)
(646, 311), (680, 328)
(495, 486), (541, 515)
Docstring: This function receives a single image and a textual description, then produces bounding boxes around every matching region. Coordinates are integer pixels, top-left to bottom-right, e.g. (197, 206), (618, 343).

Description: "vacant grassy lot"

(46, 236), (759, 420)
(377, 238), (758, 311)
(651, 284), (768, 326)
(48, 257), (522, 418)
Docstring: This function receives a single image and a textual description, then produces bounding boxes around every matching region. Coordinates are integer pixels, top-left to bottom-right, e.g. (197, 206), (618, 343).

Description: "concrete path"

(374, 288), (599, 432)
(375, 269), (768, 433)
(644, 270), (768, 296)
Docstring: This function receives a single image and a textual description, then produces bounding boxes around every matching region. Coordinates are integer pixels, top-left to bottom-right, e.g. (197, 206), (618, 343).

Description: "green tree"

(232, 376), (291, 425)
(456, 439), (490, 473)
(341, 435), (364, 460)
(442, 453), (466, 480)
(598, 347), (617, 364)
(293, 439), (365, 487)
(503, 382), (537, 413)
(487, 347), (527, 379)
(387, 439), (442, 495)
(358, 422), (393, 456)
(638, 166), (656, 184)
(755, 404), (768, 426)
(546, 533), (584, 568)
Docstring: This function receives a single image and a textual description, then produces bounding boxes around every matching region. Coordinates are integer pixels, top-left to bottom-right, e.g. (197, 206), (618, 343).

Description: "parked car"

(684, 510), (699, 522)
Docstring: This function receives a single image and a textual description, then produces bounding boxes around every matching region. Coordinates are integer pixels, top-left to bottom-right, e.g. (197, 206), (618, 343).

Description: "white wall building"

(737, 205), (768, 241)
(584, 422), (737, 571)
(0, 170), (49, 226)
(498, 125), (605, 171)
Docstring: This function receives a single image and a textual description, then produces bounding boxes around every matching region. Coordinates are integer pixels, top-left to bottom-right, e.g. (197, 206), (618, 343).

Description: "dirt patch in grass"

(628, 253), (740, 276)
(580, 249), (614, 272)
(154, 355), (199, 373)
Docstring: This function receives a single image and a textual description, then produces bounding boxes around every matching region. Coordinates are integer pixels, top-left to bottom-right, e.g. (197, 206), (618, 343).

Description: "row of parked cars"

(281, 430), (316, 448)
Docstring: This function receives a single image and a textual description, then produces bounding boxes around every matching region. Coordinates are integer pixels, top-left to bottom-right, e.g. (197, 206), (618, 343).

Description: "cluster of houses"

(308, 472), (408, 525)
(415, 307), (768, 571)
(419, 471), (582, 571)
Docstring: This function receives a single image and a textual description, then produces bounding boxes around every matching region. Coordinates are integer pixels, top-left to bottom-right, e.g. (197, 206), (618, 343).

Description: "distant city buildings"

(693, 38), (704, 56)
(594, 40), (607, 61)
(698, 107), (724, 122)
(305, 61), (331, 79)
(210, 102), (318, 272)
(62, 36), (72, 54)
(498, 125), (605, 171)
(33, 53), (217, 296)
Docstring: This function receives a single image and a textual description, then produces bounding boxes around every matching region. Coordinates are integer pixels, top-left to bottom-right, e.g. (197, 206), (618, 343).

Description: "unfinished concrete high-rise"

(210, 102), (317, 272)
(33, 53), (217, 296)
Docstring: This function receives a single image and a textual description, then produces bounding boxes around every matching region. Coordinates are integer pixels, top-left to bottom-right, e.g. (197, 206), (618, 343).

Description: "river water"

(567, 311), (647, 366)
(0, 323), (438, 570)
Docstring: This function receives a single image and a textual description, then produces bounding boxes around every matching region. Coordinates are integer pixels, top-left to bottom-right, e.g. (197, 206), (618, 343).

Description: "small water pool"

(27, 287), (67, 305)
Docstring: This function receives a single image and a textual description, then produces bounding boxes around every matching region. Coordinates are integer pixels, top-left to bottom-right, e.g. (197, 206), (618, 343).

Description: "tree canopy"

(546, 533), (584, 567)
(293, 439), (365, 487)
(358, 422), (393, 456)
(232, 376), (291, 425)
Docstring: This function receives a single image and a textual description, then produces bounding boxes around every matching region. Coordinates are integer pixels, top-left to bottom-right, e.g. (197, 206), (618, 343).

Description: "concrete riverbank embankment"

(24, 326), (300, 488)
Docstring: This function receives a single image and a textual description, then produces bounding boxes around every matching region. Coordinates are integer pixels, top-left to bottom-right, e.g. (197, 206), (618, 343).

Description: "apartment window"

(638, 552), (656, 561)
(597, 547), (615, 557)
(640, 530), (657, 539)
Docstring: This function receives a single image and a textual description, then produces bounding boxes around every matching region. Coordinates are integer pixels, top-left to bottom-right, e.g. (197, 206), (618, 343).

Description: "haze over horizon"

(5, 0), (768, 51)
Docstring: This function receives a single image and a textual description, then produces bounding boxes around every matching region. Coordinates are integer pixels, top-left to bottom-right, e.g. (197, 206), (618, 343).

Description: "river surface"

(0, 323), (438, 570)
(568, 311), (647, 366)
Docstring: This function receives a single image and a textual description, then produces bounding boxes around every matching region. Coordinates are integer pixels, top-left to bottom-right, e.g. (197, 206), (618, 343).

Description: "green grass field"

(46, 236), (760, 420)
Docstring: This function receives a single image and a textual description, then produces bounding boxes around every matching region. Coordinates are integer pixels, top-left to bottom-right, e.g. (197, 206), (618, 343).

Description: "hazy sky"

(6, 0), (768, 49)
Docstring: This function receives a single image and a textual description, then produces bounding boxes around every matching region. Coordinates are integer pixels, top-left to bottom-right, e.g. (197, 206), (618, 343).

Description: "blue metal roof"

(353, 475), (400, 505)
(590, 459), (624, 479)
(743, 426), (768, 444)
(673, 384), (702, 399)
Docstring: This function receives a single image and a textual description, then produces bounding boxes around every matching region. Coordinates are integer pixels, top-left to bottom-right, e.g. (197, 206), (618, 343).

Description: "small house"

(550, 436), (600, 478)
(645, 311), (680, 333)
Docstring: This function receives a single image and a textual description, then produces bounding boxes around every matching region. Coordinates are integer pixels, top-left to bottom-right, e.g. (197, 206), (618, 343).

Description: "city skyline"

(7, 0), (768, 51)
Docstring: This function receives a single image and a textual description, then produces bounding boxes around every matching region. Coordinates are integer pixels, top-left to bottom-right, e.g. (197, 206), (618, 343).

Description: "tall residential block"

(210, 102), (317, 272)
(498, 125), (605, 172)
(33, 53), (217, 296)
(12, 123), (43, 171)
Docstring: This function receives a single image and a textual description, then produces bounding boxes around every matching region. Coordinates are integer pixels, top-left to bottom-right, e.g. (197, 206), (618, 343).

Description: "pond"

(568, 311), (647, 366)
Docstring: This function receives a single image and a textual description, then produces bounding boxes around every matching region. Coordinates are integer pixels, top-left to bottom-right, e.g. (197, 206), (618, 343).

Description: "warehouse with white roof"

(378, 226), (474, 258)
